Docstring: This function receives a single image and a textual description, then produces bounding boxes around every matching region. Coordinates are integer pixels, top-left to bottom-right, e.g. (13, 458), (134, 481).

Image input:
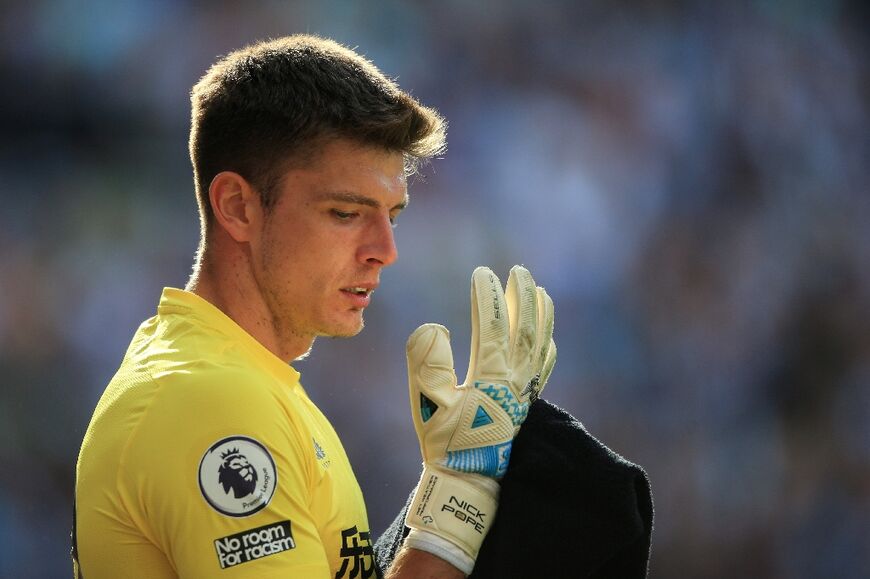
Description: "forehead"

(279, 138), (407, 204)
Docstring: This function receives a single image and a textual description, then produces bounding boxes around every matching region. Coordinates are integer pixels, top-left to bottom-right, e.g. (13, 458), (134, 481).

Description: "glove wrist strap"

(404, 530), (475, 575)
(405, 465), (499, 571)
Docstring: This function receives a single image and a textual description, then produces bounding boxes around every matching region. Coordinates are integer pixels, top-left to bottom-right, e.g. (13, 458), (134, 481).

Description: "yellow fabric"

(75, 288), (374, 579)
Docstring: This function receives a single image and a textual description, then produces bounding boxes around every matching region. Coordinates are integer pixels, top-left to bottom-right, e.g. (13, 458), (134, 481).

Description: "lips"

(340, 284), (377, 308)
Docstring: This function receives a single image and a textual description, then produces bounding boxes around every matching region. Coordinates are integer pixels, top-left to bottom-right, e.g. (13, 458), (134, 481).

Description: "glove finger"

(465, 266), (509, 384)
(535, 339), (557, 399)
(519, 288), (555, 403)
(407, 323), (460, 432)
(505, 265), (538, 391)
(534, 286), (555, 370)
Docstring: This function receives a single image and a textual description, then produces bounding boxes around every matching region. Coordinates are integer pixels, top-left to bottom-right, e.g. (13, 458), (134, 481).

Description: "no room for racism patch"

(214, 521), (295, 569)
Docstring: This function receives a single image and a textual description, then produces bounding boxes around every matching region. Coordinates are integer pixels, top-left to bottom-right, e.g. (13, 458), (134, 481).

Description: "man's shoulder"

(87, 356), (280, 453)
(131, 358), (285, 424)
(91, 324), (285, 446)
(105, 356), (297, 480)
(119, 305), (283, 397)
(86, 307), (303, 472)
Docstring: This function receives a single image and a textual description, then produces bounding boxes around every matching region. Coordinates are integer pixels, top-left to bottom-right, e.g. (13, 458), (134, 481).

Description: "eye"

(389, 214), (399, 228)
(331, 209), (358, 221)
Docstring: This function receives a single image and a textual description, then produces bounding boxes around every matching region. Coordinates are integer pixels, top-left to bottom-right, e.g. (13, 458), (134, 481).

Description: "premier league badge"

(199, 435), (277, 517)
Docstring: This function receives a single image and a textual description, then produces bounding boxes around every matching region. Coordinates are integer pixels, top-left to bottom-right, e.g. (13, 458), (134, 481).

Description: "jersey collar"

(157, 287), (302, 384)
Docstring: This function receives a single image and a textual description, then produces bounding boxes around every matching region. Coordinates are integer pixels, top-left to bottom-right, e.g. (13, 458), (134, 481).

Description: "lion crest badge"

(199, 436), (277, 517)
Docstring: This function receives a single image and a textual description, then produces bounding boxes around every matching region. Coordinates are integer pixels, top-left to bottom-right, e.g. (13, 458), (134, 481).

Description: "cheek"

(262, 229), (310, 278)
(261, 217), (356, 286)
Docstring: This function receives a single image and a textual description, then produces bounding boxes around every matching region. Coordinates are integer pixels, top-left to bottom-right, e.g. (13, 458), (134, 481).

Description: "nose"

(358, 215), (398, 267)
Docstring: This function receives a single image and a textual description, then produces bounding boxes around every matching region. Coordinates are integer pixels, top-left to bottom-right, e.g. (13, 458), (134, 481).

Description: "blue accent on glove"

(471, 405), (494, 428)
(420, 393), (438, 423)
(445, 442), (513, 478)
(474, 382), (529, 426)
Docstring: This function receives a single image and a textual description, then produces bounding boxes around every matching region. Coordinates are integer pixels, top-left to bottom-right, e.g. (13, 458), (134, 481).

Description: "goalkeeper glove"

(404, 265), (556, 574)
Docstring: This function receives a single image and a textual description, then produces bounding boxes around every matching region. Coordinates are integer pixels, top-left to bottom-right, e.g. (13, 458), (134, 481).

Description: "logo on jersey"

(199, 436), (277, 517)
(214, 520), (295, 569)
(313, 437), (332, 469)
(335, 526), (375, 579)
(314, 438), (326, 460)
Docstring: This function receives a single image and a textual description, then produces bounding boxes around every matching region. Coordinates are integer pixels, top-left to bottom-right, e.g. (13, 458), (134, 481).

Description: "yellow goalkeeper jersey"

(74, 288), (376, 579)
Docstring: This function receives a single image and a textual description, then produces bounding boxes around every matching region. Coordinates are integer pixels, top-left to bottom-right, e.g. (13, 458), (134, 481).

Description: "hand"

(403, 265), (556, 573)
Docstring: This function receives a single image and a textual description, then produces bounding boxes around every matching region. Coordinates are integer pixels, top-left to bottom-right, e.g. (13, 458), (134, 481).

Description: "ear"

(208, 171), (262, 243)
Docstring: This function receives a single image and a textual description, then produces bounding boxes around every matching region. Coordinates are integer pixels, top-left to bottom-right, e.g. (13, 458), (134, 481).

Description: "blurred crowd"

(1, 1), (867, 577)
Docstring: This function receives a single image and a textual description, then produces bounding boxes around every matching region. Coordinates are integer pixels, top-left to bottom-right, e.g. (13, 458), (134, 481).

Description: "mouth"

(340, 284), (377, 308)
(340, 286), (374, 297)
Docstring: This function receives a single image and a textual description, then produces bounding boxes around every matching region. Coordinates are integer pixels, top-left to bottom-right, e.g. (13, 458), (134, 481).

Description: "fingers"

(535, 287), (555, 371)
(536, 286), (556, 397)
(536, 339), (557, 399)
(520, 285), (555, 401)
(535, 286), (554, 369)
(505, 266), (538, 389)
(407, 324), (460, 432)
(466, 267), (510, 382)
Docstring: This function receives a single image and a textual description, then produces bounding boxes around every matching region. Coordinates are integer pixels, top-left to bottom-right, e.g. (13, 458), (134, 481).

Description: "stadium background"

(1, 1), (867, 577)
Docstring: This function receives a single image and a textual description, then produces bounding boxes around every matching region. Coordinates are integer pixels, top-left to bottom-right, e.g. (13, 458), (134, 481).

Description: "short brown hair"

(189, 35), (446, 228)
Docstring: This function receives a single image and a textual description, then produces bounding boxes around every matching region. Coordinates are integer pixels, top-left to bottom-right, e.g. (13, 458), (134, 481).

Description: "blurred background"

(1, 1), (868, 577)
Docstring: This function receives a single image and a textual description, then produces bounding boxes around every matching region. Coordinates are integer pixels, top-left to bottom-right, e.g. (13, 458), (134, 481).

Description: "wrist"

(404, 530), (475, 575)
(405, 465), (499, 571)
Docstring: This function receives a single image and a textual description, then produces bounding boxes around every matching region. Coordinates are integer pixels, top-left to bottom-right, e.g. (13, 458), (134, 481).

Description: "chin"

(338, 321), (365, 338)
(321, 314), (365, 338)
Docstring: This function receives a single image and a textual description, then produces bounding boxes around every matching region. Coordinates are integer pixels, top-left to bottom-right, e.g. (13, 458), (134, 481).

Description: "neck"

(186, 240), (313, 363)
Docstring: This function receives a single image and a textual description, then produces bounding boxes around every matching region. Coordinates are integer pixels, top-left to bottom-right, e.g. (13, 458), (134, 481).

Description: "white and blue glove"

(404, 266), (556, 574)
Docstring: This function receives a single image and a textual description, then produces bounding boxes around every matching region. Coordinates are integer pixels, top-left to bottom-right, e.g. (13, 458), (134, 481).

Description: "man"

(73, 35), (555, 578)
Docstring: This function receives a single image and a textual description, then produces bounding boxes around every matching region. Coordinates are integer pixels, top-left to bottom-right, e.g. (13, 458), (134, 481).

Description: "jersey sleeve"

(118, 367), (331, 578)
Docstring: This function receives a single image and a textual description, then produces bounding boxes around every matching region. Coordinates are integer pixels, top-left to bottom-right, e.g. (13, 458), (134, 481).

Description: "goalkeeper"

(73, 35), (555, 579)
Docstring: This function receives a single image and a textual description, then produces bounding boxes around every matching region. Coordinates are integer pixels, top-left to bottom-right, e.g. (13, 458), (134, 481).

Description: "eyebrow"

(317, 191), (409, 211)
